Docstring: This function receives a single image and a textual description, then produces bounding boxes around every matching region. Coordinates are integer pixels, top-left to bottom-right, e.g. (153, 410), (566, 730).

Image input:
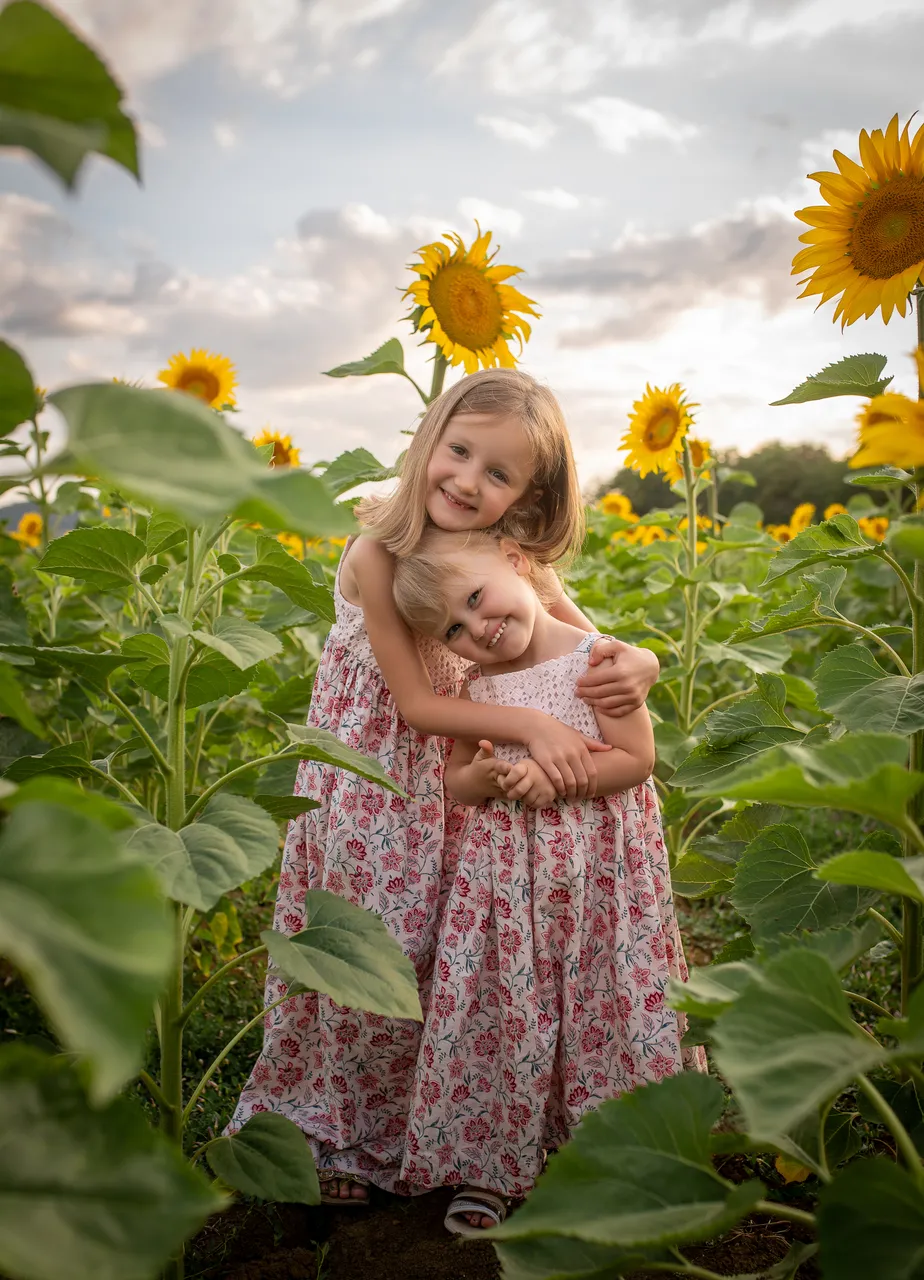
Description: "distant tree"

(592, 441), (876, 524)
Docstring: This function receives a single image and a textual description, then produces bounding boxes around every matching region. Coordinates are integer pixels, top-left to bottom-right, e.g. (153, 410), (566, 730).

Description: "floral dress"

(399, 633), (706, 1199)
(227, 543), (467, 1193)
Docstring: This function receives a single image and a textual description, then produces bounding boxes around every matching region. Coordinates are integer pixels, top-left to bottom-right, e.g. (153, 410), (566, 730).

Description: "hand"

(526, 715), (610, 802)
(501, 758), (558, 808)
(473, 740), (512, 797)
(575, 638), (659, 718)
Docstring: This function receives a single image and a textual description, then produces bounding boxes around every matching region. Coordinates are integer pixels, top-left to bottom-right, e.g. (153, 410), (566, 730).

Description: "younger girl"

(228, 369), (661, 1202)
(393, 529), (703, 1234)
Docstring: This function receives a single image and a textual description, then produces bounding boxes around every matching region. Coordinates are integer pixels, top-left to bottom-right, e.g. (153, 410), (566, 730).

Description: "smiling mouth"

(487, 619), (508, 649)
(440, 487), (475, 512)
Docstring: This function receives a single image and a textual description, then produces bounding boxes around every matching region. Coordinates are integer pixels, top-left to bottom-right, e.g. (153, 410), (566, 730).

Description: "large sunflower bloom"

(404, 226), (539, 374)
(253, 428), (300, 468)
(12, 512), (42, 548)
(158, 348), (237, 408)
(598, 491), (636, 519)
(793, 115), (924, 327)
(620, 383), (696, 479)
(849, 392), (924, 469)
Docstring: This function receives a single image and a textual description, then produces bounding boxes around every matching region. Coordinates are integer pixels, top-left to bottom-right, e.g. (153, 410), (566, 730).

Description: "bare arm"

(547, 586), (661, 712)
(587, 703), (656, 797)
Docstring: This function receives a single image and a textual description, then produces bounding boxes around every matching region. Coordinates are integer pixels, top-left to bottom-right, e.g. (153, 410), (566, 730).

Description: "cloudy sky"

(2, 0), (923, 490)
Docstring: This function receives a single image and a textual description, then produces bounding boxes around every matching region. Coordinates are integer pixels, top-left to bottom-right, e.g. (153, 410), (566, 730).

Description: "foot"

(320, 1175), (369, 1203)
(444, 1186), (509, 1236)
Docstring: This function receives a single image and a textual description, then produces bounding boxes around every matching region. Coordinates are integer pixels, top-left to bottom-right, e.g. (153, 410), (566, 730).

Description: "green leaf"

(0, 642), (135, 688)
(252, 793), (321, 822)
(38, 527), (146, 591)
(123, 634), (252, 709)
(144, 512), (186, 557)
(818, 1158), (924, 1280)
(206, 1112), (320, 1204)
(671, 688), (803, 791)
(0, 776), (138, 829)
(711, 948), (884, 1142)
(0, 1), (139, 190)
(0, 803), (170, 1101)
(684, 732), (924, 832)
(815, 645), (924, 734)
(238, 536), (336, 621)
(48, 383), (353, 537)
(770, 353), (892, 405)
(887, 513), (924, 561)
(729, 569), (846, 643)
(494, 1234), (659, 1280)
(264, 888), (422, 1021)
(0, 339), (37, 435)
(127, 793), (280, 912)
(817, 849), (924, 906)
(491, 1073), (763, 1249)
(763, 514), (877, 584)
(699, 634), (792, 674)
(0, 564), (30, 647)
(848, 465), (914, 490)
(284, 723), (408, 796)
(321, 447), (394, 497)
(261, 674), (315, 717)
(4, 740), (95, 782)
(668, 962), (757, 1019)
(192, 615), (282, 670)
(731, 823), (879, 942)
(0, 659), (42, 735)
(0, 1045), (223, 1280)
(0, 719), (45, 770)
(138, 563), (168, 585)
(323, 338), (407, 380)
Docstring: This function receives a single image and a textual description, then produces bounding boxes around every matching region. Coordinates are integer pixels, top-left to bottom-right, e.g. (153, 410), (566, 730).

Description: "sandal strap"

(445, 1187), (509, 1233)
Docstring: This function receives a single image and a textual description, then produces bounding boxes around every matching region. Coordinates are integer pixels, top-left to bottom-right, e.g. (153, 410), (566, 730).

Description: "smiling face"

(425, 411), (536, 533)
(437, 542), (540, 666)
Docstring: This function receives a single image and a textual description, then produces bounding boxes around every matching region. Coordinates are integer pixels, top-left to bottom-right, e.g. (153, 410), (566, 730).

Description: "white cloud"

(523, 187), (600, 211)
(213, 122), (237, 149)
(457, 198), (524, 238)
(567, 96), (700, 153)
(477, 113), (557, 150)
(798, 128), (860, 177)
(137, 119), (167, 148)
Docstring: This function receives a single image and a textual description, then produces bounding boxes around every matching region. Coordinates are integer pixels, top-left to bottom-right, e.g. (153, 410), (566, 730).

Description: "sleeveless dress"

(227, 543), (467, 1193)
(399, 634), (705, 1198)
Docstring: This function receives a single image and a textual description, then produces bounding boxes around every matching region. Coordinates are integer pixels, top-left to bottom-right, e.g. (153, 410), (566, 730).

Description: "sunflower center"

(643, 411), (679, 451)
(176, 366), (222, 403)
(271, 441), (289, 466)
(850, 175), (924, 279)
(428, 262), (504, 350)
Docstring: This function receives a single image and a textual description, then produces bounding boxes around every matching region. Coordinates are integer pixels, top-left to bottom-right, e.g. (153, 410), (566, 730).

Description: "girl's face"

(425, 412), (536, 533)
(435, 543), (539, 666)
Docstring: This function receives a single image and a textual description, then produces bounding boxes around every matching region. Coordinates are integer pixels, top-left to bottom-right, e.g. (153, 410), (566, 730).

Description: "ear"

(498, 537), (530, 577)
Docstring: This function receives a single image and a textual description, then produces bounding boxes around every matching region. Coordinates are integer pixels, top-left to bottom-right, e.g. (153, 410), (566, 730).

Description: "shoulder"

(349, 534), (394, 574)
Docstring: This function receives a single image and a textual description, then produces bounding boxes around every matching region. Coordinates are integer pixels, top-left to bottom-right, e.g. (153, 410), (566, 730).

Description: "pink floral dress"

(399, 634), (705, 1199)
(227, 545), (467, 1192)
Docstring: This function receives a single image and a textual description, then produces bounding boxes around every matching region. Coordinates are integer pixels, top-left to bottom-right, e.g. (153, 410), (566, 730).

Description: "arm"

(548, 586), (661, 715)
(445, 735), (512, 806)
(350, 537), (608, 798)
(587, 703), (656, 797)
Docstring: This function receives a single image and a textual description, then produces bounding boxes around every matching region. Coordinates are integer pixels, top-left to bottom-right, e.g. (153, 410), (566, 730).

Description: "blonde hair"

(356, 368), (584, 564)
(393, 527), (562, 638)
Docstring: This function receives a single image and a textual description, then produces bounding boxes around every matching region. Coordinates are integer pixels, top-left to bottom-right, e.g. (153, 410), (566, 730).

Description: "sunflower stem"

(428, 352), (448, 403)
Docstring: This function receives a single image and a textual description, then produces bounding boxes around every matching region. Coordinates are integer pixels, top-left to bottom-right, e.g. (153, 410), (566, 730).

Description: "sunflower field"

(5, 4), (924, 1280)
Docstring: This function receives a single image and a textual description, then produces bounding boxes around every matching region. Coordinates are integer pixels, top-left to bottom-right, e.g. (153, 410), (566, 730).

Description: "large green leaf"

(887, 513), (924, 561)
(122, 633), (252, 709)
(675, 804), (788, 898)
(0, 776), (138, 830)
(494, 1234), (661, 1280)
(323, 338), (407, 380)
(699, 634), (792, 674)
(38, 527), (146, 591)
(264, 888), (422, 1021)
(0, 659), (42, 735)
(0, 1), (139, 189)
(815, 644), (924, 733)
(491, 1073), (763, 1249)
(818, 1158), (924, 1280)
(48, 383), (353, 537)
(0, 719), (45, 770)
(0, 565), (31, 647)
(770, 353), (892, 405)
(668, 962), (758, 1019)
(0, 339), (37, 435)
(0, 803), (170, 1101)
(0, 1046), (223, 1280)
(0, 642), (136, 688)
(671, 686), (803, 791)
(144, 512), (187, 557)
(252, 794), (321, 822)
(128, 793), (280, 912)
(206, 1112), (320, 1204)
(711, 948), (884, 1142)
(729, 567), (847, 643)
(192, 615), (282, 670)
(4, 740), (95, 782)
(284, 723), (408, 795)
(763, 515), (878, 584)
(238, 536), (335, 621)
(684, 732), (924, 832)
(321, 447), (394, 497)
(731, 823), (879, 942)
(817, 849), (924, 906)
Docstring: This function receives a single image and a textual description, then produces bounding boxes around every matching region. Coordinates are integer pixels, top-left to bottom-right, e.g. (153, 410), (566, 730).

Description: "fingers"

(585, 696), (636, 716)
(477, 740), (495, 756)
(581, 735), (612, 752)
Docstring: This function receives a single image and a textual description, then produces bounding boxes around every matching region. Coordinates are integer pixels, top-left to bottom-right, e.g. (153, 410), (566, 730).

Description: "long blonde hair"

(393, 528), (562, 638)
(356, 368), (584, 564)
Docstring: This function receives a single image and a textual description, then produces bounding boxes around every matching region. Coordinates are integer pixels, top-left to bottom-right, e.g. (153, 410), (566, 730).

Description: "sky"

(2, 0), (923, 493)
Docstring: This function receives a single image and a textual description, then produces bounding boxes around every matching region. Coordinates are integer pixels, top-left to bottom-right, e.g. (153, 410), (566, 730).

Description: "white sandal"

(444, 1186), (509, 1236)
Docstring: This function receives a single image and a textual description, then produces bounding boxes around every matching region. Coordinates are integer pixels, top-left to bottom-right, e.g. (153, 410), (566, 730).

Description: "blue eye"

(467, 589), (481, 607)
(489, 469), (508, 484)
(446, 623), (461, 640)
(449, 444), (466, 456)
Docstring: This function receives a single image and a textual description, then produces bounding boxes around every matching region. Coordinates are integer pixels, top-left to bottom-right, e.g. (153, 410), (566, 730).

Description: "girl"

(228, 369), (661, 1203)
(392, 528), (704, 1235)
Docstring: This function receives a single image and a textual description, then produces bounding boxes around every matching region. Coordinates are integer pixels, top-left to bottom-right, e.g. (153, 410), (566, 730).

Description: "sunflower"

(276, 531), (304, 558)
(12, 512), (42, 548)
(793, 115), (924, 327)
(158, 348), (237, 408)
(665, 437), (711, 484)
(789, 503), (816, 534)
(858, 514), (890, 542)
(850, 392), (924, 470)
(823, 502), (848, 519)
(598, 491), (636, 519)
(253, 428), (301, 468)
(404, 225), (539, 374)
(766, 523), (794, 544)
(620, 383), (696, 479)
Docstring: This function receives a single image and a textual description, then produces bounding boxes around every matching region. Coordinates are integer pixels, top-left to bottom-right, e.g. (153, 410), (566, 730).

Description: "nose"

(454, 462), (478, 495)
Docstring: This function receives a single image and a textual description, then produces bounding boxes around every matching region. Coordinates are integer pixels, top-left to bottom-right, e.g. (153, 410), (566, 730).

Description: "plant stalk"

(183, 991), (290, 1123)
(427, 351), (448, 403)
(858, 1073), (924, 1182)
(176, 945), (268, 1028)
(679, 441), (700, 734)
